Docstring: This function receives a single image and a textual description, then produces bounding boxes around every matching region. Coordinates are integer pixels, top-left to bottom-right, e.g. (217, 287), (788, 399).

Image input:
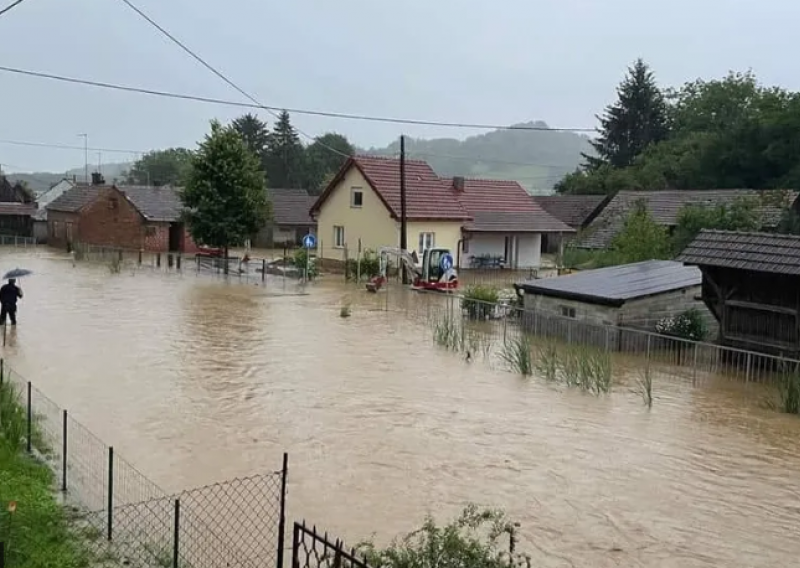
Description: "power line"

(0, 64), (597, 134)
(0, 137), (143, 154)
(0, 0), (25, 17)
(114, 0), (350, 158)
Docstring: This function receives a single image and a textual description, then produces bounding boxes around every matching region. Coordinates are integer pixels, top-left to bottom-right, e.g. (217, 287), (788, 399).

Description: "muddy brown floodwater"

(2, 248), (800, 567)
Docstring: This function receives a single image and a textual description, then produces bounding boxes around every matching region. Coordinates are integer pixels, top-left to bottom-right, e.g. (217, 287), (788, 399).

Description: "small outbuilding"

(678, 230), (800, 357)
(514, 259), (715, 348)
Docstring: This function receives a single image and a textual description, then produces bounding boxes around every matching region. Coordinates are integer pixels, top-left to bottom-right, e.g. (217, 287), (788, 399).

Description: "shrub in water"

(636, 366), (654, 408)
(462, 285), (500, 320)
(655, 308), (708, 342)
(357, 504), (531, 568)
(775, 368), (800, 415)
(292, 249), (318, 279)
(346, 249), (382, 281)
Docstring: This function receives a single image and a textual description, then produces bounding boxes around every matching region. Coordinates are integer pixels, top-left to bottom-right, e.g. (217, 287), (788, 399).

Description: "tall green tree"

(303, 133), (354, 193)
(606, 200), (672, 263)
(584, 59), (669, 170)
(672, 196), (762, 253)
(231, 113), (270, 168)
(264, 111), (306, 188)
(181, 120), (270, 271)
(126, 148), (193, 186)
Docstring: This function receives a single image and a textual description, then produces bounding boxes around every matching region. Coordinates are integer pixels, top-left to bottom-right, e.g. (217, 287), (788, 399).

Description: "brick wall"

(47, 210), (79, 248)
(78, 187), (145, 250)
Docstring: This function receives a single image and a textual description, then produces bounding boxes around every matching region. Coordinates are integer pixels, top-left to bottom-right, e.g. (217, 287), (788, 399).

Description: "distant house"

(0, 176), (36, 238)
(32, 178), (76, 243)
(45, 182), (199, 253)
(577, 189), (799, 250)
(309, 155), (573, 269)
(515, 260), (715, 348)
(254, 188), (317, 248)
(531, 194), (611, 253)
(678, 230), (800, 357)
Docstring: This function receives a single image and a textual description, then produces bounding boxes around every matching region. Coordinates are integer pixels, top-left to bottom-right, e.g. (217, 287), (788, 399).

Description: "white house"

(32, 178), (75, 242)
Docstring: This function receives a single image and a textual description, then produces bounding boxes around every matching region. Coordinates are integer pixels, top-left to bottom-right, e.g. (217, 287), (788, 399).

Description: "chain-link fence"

(0, 361), (289, 568)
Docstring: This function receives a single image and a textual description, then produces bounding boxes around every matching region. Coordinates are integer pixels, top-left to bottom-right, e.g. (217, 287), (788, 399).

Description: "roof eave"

(517, 285), (626, 307)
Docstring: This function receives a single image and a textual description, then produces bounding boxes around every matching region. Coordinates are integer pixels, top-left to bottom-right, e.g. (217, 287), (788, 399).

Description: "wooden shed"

(678, 230), (800, 357)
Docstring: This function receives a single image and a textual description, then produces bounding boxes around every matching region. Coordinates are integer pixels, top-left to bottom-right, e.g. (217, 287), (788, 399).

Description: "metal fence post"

(172, 499), (180, 568)
(0, 358), (4, 384)
(646, 335), (652, 373)
(107, 446), (114, 541)
(262, 259), (267, 282)
(276, 452), (289, 568)
(692, 343), (699, 386)
(26, 382), (32, 454)
(61, 410), (68, 492)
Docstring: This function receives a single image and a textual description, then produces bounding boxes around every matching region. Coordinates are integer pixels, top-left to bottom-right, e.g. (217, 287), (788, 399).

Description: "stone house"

(253, 188), (317, 248)
(514, 260), (717, 349)
(530, 194), (610, 254)
(45, 183), (199, 253)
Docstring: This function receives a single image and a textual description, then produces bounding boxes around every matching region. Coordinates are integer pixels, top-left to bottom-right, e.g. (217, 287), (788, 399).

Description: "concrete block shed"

(514, 260), (717, 350)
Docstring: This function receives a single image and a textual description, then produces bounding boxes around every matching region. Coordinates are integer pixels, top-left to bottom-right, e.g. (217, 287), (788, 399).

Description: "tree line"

(556, 59), (800, 195)
(125, 110), (354, 194)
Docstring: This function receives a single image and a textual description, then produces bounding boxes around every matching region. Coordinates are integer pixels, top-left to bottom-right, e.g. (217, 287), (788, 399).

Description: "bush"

(462, 285), (500, 320)
(655, 308), (707, 342)
(345, 249), (382, 281)
(357, 505), (530, 568)
(292, 249), (318, 279)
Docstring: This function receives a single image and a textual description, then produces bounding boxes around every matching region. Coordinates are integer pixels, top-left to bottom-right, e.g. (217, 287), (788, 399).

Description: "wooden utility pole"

(399, 135), (409, 284)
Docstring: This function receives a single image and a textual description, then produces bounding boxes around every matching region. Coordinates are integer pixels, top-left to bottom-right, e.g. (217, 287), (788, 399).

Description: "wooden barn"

(678, 230), (800, 357)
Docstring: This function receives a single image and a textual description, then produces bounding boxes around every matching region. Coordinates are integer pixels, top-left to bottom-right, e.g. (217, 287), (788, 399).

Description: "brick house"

(46, 183), (199, 253)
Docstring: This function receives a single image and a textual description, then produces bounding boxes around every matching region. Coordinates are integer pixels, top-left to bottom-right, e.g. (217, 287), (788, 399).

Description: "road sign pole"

(302, 234), (316, 283)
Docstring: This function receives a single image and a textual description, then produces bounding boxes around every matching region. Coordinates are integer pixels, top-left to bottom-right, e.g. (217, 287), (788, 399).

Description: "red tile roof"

(311, 156), (470, 221)
(449, 178), (574, 233)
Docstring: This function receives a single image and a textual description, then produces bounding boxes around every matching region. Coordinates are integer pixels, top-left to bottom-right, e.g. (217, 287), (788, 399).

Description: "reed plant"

(534, 342), (560, 382)
(0, 379), (26, 453)
(636, 366), (654, 408)
(499, 334), (533, 376)
(775, 369), (800, 415)
(431, 315), (493, 358)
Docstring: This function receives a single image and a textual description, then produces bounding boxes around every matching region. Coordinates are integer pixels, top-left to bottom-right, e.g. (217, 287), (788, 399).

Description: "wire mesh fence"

(388, 289), (800, 397)
(0, 360), (289, 568)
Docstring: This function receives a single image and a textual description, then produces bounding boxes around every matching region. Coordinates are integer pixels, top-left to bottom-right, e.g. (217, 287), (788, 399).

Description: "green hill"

(5, 162), (133, 194)
(362, 121), (592, 193)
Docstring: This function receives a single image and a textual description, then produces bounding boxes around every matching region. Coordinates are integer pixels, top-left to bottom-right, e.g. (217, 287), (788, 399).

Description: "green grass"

(0, 380), (91, 568)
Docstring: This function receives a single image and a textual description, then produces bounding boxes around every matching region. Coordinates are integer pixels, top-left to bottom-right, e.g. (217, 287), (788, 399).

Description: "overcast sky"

(1, 0), (799, 173)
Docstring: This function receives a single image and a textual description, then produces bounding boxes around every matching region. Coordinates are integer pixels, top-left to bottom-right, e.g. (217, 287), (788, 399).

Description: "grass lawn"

(0, 381), (91, 568)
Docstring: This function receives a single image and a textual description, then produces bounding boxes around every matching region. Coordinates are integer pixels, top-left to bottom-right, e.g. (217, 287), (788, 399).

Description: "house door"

(504, 236), (513, 268)
(168, 223), (182, 252)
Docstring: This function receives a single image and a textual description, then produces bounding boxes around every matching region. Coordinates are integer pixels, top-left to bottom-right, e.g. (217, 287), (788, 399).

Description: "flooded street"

(2, 248), (799, 567)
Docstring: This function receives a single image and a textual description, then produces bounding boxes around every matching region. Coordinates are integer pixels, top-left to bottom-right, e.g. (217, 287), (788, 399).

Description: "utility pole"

(399, 135), (409, 284)
(78, 134), (88, 183)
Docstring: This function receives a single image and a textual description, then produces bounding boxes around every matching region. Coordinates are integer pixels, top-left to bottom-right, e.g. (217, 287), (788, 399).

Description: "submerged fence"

(72, 242), (307, 291)
(392, 289), (800, 389)
(0, 235), (36, 247)
(0, 360), (288, 568)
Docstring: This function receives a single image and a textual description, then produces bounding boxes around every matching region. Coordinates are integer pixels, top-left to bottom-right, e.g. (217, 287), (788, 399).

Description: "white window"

(333, 225), (345, 248)
(350, 188), (363, 208)
(418, 232), (435, 254)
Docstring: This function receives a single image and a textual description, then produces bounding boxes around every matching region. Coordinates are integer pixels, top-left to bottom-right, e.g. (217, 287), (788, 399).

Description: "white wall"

(460, 233), (542, 269)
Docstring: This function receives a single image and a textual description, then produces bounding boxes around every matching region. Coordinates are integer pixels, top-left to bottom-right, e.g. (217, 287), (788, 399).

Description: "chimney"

(453, 176), (465, 192)
(91, 172), (105, 186)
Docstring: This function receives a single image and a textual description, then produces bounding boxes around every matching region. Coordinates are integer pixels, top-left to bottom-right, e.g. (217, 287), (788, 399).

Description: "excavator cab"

(417, 247), (458, 291)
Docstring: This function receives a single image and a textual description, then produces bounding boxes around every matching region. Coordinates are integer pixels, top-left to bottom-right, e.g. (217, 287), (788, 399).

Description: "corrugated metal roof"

(531, 195), (609, 228)
(678, 230), (800, 275)
(516, 260), (701, 306)
(578, 189), (798, 249)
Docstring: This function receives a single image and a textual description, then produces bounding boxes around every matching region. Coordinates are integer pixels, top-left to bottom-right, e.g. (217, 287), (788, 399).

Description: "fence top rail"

(296, 521), (371, 568)
(426, 290), (800, 366)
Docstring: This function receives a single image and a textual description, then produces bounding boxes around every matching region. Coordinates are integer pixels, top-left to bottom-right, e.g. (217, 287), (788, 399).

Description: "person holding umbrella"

(0, 268), (30, 326)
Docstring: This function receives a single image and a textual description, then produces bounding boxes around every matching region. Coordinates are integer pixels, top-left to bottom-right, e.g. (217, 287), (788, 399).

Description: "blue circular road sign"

(302, 234), (316, 249)
(440, 253), (454, 271)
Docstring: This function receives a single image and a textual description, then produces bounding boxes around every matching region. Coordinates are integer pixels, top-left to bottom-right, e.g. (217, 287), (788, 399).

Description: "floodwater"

(2, 248), (800, 568)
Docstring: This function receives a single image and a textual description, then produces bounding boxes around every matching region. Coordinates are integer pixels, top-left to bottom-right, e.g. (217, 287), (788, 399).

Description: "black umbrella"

(3, 268), (32, 280)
